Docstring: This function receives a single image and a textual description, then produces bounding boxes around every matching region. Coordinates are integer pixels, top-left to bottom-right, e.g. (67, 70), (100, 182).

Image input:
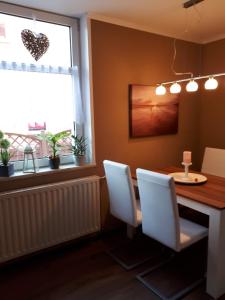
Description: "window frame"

(0, 3), (80, 79)
(0, 3), (96, 173)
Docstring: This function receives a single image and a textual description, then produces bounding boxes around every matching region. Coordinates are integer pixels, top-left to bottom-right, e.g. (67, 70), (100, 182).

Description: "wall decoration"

(21, 29), (49, 61)
(129, 84), (179, 138)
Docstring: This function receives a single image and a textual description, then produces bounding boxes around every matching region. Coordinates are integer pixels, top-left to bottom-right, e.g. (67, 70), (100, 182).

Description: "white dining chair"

(201, 147), (225, 178)
(103, 160), (142, 239)
(136, 168), (208, 299)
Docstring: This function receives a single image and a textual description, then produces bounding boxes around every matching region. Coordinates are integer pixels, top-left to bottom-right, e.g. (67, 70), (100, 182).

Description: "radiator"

(0, 176), (100, 263)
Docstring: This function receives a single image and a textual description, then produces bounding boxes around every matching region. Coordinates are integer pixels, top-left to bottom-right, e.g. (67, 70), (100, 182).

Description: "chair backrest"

(201, 147), (225, 177)
(103, 160), (138, 227)
(137, 168), (180, 251)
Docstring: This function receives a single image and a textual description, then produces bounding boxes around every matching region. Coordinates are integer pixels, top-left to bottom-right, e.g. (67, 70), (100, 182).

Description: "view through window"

(0, 13), (79, 166)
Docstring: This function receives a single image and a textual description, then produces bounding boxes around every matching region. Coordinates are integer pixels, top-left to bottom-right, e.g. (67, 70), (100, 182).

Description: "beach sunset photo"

(129, 84), (179, 138)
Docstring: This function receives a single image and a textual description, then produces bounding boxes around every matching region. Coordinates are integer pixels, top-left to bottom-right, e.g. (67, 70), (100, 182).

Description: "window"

(0, 8), (87, 170)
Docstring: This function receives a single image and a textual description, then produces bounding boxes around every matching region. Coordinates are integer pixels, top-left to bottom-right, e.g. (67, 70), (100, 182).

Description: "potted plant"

(38, 131), (70, 169)
(71, 133), (87, 166)
(0, 130), (14, 177)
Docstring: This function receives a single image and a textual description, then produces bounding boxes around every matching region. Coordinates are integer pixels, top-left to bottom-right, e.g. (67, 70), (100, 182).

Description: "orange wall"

(91, 20), (202, 175)
(198, 39), (225, 167)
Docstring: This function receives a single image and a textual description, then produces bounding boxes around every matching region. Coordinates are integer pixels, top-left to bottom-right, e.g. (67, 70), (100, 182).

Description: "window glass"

(0, 13), (77, 165)
(0, 13), (71, 66)
(0, 70), (74, 134)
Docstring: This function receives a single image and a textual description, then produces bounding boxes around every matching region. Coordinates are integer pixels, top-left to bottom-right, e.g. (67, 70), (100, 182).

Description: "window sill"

(0, 162), (97, 181)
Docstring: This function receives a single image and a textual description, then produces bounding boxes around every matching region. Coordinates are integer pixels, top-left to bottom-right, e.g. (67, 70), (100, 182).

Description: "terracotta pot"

(74, 155), (86, 166)
(49, 156), (60, 169)
(0, 163), (14, 177)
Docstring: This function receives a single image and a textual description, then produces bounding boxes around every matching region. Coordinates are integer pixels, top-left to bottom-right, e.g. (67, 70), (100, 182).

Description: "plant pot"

(74, 155), (86, 166)
(49, 156), (60, 169)
(0, 163), (14, 177)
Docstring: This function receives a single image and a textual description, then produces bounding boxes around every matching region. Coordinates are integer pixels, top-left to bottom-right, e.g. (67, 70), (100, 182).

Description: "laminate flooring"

(0, 230), (223, 300)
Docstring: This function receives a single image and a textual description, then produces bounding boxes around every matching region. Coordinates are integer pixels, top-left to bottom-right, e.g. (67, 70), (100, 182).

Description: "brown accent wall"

(91, 20), (202, 174)
(90, 20), (202, 230)
(199, 39), (225, 168)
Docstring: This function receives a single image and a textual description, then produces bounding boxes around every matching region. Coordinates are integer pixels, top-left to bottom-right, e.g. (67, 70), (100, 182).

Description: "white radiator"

(0, 176), (100, 263)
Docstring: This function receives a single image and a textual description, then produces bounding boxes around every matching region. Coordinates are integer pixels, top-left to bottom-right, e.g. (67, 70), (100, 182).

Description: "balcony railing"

(5, 130), (72, 161)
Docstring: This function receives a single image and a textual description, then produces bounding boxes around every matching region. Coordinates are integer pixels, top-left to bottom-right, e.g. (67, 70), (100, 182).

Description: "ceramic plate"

(168, 172), (207, 185)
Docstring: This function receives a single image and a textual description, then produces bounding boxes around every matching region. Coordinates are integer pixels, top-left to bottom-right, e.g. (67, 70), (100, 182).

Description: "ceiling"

(1, 0), (225, 44)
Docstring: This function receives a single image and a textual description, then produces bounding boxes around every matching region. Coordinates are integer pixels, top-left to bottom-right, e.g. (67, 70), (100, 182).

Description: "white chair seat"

(180, 217), (208, 250)
(136, 200), (142, 225)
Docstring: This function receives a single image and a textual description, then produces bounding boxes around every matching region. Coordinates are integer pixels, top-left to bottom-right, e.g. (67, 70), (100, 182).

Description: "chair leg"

(126, 224), (136, 239)
(168, 278), (205, 300)
(137, 253), (175, 279)
(136, 254), (205, 300)
(106, 234), (167, 271)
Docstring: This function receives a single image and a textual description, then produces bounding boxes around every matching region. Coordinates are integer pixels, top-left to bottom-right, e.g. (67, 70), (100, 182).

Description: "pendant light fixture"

(155, 74), (224, 95)
(204, 77), (218, 90)
(155, 84), (166, 95)
(154, 0), (223, 96)
(170, 82), (181, 94)
(186, 79), (198, 92)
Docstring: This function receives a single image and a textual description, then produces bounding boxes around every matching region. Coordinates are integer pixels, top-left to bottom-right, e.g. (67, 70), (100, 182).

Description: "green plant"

(0, 130), (11, 166)
(71, 134), (87, 156)
(38, 131), (70, 159)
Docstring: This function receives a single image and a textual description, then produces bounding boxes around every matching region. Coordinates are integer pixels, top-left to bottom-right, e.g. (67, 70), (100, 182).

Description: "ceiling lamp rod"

(155, 0), (219, 95)
(155, 73), (223, 95)
(158, 72), (225, 86)
(183, 0), (204, 9)
(155, 0), (213, 95)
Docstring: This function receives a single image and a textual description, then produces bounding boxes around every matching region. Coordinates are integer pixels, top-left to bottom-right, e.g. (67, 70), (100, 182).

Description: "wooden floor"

(0, 231), (224, 300)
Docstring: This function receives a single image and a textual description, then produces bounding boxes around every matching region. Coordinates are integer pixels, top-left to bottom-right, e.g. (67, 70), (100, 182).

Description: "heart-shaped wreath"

(21, 29), (50, 61)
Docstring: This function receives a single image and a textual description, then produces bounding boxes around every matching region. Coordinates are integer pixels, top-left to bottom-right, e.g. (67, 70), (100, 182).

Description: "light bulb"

(170, 82), (181, 94)
(155, 84), (166, 95)
(186, 80), (198, 92)
(204, 77), (218, 90)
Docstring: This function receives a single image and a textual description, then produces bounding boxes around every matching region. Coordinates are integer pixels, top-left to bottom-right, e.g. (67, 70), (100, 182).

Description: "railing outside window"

(5, 130), (72, 161)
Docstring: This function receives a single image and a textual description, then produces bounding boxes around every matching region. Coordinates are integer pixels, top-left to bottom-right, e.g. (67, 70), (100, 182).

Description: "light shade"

(186, 80), (198, 92)
(170, 82), (181, 94)
(204, 77), (218, 90)
(155, 84), (166, 95)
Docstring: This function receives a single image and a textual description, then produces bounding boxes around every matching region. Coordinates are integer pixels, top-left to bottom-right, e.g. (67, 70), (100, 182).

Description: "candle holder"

(181, 162), (192, 178)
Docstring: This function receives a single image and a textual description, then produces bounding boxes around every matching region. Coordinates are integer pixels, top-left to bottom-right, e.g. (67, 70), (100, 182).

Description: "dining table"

(134, 166), (225, 299)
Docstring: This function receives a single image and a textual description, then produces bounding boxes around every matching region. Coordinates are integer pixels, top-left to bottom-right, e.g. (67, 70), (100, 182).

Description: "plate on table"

(168, 172), (207, 185)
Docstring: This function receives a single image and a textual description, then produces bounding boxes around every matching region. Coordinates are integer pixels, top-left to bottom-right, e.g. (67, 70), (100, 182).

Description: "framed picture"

(129, 84), (179, 138)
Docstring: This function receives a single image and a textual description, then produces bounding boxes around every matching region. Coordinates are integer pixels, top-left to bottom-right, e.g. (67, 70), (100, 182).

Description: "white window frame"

(0, 3), (96, 172)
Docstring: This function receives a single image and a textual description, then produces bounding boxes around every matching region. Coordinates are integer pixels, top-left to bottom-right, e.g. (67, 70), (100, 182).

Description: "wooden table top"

(134, 166), (225, 210)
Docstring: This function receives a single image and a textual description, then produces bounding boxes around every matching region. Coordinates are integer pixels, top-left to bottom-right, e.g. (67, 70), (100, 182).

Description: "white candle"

(183, 151), (192, 164)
